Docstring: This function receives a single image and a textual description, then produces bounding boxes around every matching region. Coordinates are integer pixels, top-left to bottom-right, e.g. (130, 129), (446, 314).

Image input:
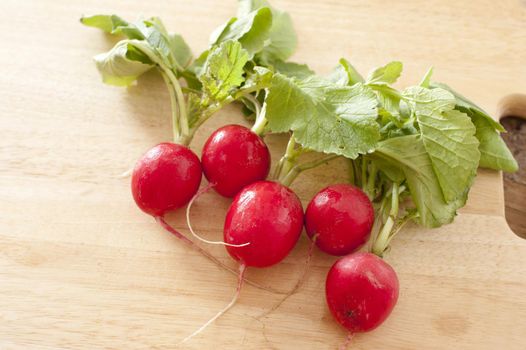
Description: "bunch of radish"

(82, 0), (517, 347)
(130, 120), (398, 345)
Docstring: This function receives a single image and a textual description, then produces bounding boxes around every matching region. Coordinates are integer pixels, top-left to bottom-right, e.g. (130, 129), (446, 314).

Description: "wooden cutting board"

(1, 0), (525, 349)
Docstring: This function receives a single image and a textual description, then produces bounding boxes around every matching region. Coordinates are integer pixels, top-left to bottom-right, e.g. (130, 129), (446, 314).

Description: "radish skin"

(326, 252), (399, 334)
(224, 181), (304, 267)
(305, 184), (374, 256)
(131, 143), (202, 216)
(202, 125), (271, 198)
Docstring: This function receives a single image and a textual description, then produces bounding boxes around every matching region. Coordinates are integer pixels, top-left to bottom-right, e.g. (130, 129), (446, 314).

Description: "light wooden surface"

(1, 0), (525, 349)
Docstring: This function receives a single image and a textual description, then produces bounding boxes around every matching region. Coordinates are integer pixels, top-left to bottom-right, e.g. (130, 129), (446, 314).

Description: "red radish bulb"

(326, 252), (399, 333)
(180, 181), (304, 344)
(202, 124), (270, 197)
(305, 184), (374, 256)
(224, 180), (304, 268)
(131, 142), (202, 217)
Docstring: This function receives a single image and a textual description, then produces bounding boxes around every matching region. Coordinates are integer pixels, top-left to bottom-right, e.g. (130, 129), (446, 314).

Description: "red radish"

(132, 142), (202, 216)
(305, 184), (374, 256)
(181, 181), (303, 344)
(224, 180), (304, 267)
(326, 252), (399, 335)
(201, 124), (270, 197)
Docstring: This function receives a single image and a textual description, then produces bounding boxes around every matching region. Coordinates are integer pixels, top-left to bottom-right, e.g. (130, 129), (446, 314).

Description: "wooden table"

(1, 0), (525, 349)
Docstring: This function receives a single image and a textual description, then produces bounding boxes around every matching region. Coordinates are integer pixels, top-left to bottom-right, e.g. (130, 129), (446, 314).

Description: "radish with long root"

(179, 180), (304, 344)
(325, 252), (399, 347)
(131, 143), (228, 273)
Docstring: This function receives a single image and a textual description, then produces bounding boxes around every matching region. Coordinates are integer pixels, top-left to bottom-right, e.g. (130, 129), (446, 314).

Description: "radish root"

(186, 182), (250, 247)
(156, 216), (285, 294)
(178, 264), (247, 345)
(256, 237), (317, 320)
(339, 333), (354, 350)
(115, 167), (133, 179)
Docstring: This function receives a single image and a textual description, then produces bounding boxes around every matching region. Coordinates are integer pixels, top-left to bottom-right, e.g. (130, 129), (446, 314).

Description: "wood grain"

(1, 0), (526, 349)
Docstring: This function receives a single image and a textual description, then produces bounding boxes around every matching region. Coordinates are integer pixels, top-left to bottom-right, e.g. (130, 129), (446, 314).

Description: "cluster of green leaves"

(81, 0), (299, 145)
(82, 1), (517, 254)
(261, 57), (516, 254)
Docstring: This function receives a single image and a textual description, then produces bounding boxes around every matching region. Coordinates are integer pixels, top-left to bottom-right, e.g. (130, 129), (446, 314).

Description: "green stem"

(166, 67), (188, 137)
(280, 155), (339, 187)
(274, 136), (298, 181)
(130, 40), (189, 144)
(385, 212), (415, 248)
(372, 183), (400, 257)
(249, 92), (267, 136)
(348, 160), (355, 185)
(160, 71), (181, 143)
(251, 111), (267, 135)
(372, 216), (395, 257)
(243, 94), (261, 120)
(186, 102), (225, 141)
(366, 163), (377, 200)
(361, 156), (367, 191)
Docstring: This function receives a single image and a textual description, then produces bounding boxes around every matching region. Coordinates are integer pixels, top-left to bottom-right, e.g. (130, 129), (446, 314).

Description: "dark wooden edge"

(498, 93), (526, 121)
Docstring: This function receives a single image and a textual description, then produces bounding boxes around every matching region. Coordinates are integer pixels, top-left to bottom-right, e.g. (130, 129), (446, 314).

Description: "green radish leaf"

(135, 18), (191, 71)
(419, 67), (433, 88)
(169, 34), (193, 68)
(81, 14), (145, 39)
(431, 82), (505, 132)
(367, 61), (403, 85)
(93, 40), (153, 86)
(82, 15), (192, 72)
(199, 40), (250, 101)
(239, 66), (273, 95)
(81, 15), (133, 35)
(374, 135), (466, 228)
(360, 61), (402, 116)
(239, 0), (297, 62)
(471, 114), (518, 172)
(266, 74), (379, 158)
(430, 82), (517, 172)
(371, 84), (402, 118)
(328, 58), (365, 86)
(270, 60), (314, 79)
(186, 92), (204, 128)
(403, 86), (480, 203)
(211, 7), (272, 58)
(402, 86), (455, 115)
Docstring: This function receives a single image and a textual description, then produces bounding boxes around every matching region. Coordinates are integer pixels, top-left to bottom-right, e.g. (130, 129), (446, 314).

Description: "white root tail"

(178, 264), (247, 345)
(186, 183), (250, 248)
(115, 167), (133, 179)
(155, 216), (285, 294)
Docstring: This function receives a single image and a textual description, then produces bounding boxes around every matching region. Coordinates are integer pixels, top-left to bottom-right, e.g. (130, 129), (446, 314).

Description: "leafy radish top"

(82, 0), (517, 256)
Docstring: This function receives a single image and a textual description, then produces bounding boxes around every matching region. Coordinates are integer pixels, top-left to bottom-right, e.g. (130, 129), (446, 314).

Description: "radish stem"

(280, 154), (339, 187)
(371, 183), (402, 257)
